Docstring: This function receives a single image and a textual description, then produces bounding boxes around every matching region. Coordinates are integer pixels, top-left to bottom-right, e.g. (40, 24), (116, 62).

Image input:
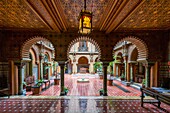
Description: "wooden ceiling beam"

(26, 0), (67, 33)
(25, 0), (54, 31)
(105, 0), (143, 33)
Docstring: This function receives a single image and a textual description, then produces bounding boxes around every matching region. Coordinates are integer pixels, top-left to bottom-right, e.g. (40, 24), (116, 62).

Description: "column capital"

(102, 61), (110, 67)
(58, 61), (66, 66)
(128, 61), (137, 64)
(143, 62), (155, 68)
(14, 61), (26, 68)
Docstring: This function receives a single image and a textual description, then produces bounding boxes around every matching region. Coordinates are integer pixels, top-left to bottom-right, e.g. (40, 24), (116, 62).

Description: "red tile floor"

(0, 97), (170, 113)
(1, 74), (170, 113)
(26, 74), (141, 96)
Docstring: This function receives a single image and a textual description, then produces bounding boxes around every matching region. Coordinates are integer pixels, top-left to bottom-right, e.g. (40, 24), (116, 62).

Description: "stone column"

(15, 62), (25, 95)
(39, 54), (44, 79)
(58, 61), (66, 96)
(123, 56), (128, 81)
(102, 62), (109, 96)
(129, 62), (136, 83)
(144, 63), (154, 87)
(116, 64), (119, 77)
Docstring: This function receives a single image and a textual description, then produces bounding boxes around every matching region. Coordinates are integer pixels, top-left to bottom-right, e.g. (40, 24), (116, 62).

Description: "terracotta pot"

(31, 86), (42, 95)
(54, 79), (60, 85)
(99, 75), (103, 79)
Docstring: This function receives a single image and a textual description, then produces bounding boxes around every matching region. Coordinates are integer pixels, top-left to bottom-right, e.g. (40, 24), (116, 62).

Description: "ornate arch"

(128, 46), (138, 61)
(113, 36), (148, 62)
(31, 45), (39, 63)
(67, 36), (101, 59)
(20, 36), (55, 60)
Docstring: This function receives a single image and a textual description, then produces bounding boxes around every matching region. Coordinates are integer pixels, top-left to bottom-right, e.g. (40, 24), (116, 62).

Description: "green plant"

(99, 88), (104, 93)
(36, 82), (42, 87)
(99, 88), (104, 95)
(64, 87), (69, 93)
(121, 73), (125, 78)
(93, 62), (103, 73)
(142, 79), (146, 85)
(23, 81), (27, 86)
(37, 79), (44, 83)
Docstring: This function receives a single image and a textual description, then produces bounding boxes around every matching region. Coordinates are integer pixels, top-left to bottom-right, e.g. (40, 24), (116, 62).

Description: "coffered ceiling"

(0, 0), (170, 33)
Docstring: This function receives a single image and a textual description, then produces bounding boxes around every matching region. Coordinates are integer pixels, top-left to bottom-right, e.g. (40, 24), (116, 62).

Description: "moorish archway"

(20, 36), (55, 60)
(67, 36), (101, 60)
(114, 36), (148, 62)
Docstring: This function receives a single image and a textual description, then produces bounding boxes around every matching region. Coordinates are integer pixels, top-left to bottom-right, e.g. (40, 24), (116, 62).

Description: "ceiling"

(0, 0), (170, 33)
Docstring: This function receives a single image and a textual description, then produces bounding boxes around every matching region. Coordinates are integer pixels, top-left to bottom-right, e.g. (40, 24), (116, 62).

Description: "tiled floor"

(1, 74), (170, 113)
(26, 74), (141, 97)
(0, 97), (170, 113)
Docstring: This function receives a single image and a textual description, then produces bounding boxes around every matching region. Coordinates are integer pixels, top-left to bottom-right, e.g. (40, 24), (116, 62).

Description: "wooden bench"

(140, 87), (170, 108)
(0, 88), (10, 98)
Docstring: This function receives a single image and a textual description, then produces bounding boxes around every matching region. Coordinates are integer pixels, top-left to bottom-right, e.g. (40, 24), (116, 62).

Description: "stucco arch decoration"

(30, 45), (39, 64)
(67, 36), (101, 60)
(114, 36), (148, 62)
(20, 36), (54, 60)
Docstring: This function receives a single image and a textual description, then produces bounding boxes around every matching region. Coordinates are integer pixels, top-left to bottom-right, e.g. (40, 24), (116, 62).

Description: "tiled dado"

(0, 98), (169, 113)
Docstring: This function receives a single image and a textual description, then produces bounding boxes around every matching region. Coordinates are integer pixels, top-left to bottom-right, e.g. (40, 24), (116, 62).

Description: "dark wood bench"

(0, 88), (10, 98)
(140, 87), (170, 108)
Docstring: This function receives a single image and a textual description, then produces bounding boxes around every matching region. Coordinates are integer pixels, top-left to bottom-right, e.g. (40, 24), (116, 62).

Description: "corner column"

(58, 61), (66, 96)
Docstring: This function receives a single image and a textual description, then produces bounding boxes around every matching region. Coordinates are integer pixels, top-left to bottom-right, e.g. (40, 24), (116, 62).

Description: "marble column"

(58, 61), (66, 96)
(144, 63), (154, 87)
(129, 62), (136, 83)
(123, 56), (128, 81)
(102, 62), (109, 96)
(116, 64), (119, 77)
(39, 54), (44, 79)
(15, 62), (25, 95)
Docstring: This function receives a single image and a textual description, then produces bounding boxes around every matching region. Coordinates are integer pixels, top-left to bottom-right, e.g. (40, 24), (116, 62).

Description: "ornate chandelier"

(78, 0), (92, 35)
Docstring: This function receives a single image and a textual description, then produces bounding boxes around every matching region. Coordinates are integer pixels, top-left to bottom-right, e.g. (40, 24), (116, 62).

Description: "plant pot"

(99, 75), (103, 79)
(120, 78), (125, 81)
(107, 79), (113, 86)
(31, 86), (42, 95)
(99, 91), (103, 96)
(54, 78), (60, 85)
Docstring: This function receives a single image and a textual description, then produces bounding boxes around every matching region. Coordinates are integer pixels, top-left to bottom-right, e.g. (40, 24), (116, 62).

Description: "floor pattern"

(0, 97), (169, 113)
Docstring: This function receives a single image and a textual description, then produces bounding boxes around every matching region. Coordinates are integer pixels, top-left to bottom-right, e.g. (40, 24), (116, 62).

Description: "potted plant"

(99, 88), (104, 96)
(142, 79), (146, 88)
(23, 81), (27, 89)
(120, 73), (125, 81)
(99, 72), (103, 79)
(110, 71), (114, 76)
(31, 80), (43, 95)
(64, 87), (69, 95)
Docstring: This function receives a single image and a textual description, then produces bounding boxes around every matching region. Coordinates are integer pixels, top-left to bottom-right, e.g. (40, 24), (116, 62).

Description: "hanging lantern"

(78, 0), (92, 34)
